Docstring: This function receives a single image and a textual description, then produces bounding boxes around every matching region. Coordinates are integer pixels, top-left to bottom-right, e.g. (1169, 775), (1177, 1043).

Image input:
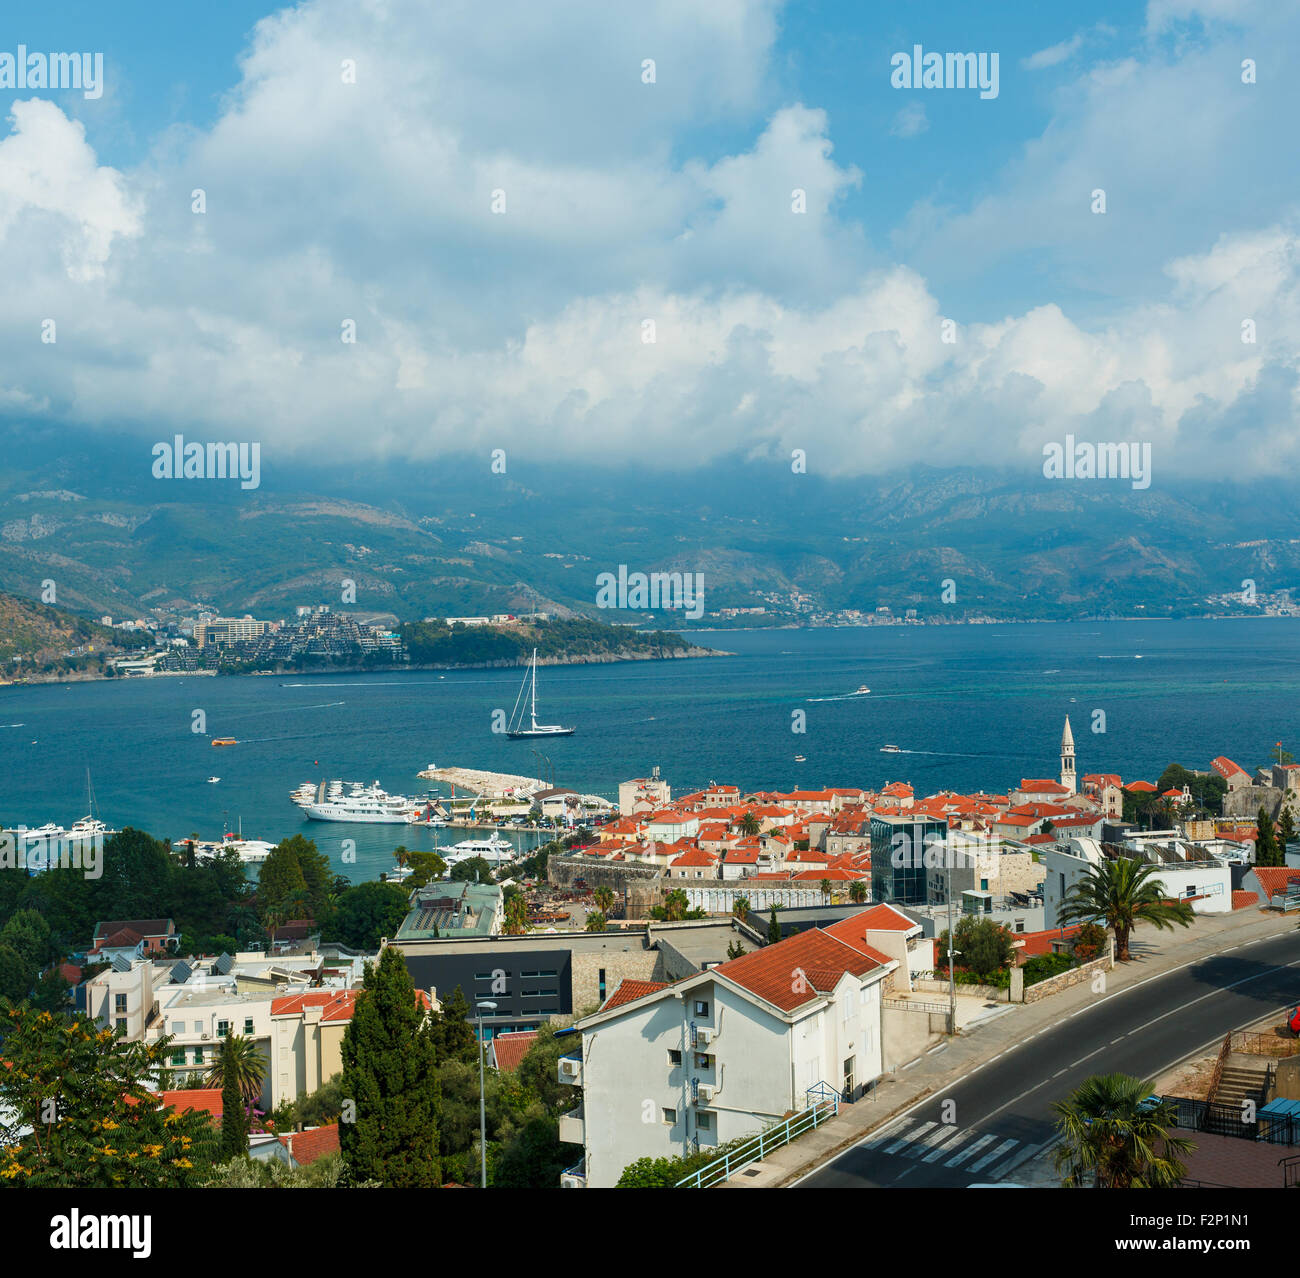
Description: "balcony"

(560, 1159), (587, 1188)
(558, 1104), (585, 1146)
(557, 1053), (583, 1085)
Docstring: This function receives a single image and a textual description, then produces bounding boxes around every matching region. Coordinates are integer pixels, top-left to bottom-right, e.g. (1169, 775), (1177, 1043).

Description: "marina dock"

(416, 766), (546, 799)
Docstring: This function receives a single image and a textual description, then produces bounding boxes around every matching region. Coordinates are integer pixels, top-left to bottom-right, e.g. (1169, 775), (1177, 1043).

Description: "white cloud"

(0, 0), (1295, 487)
(890, 102), (928, 137)
(1022, 34), (1086, 71)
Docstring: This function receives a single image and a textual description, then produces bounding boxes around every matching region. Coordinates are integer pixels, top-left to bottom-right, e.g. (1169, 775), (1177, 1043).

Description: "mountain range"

(1, 421), (1297, 625)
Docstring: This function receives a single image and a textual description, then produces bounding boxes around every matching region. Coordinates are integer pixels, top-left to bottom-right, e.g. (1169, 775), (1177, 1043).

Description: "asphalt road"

(797, 928), (1300, 1188)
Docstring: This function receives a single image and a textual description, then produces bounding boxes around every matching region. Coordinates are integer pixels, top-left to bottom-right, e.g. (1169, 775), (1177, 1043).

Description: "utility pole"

(475, 1000), (498, 1187)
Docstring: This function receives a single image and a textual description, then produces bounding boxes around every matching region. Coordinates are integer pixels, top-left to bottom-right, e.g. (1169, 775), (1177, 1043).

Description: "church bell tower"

(1060, 716), (1076, 794)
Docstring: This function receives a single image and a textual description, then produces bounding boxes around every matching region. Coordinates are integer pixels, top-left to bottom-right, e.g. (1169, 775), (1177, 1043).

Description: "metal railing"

(1281, 1153), (1300, 1188)
(674, 1098), (839, 1188)
(1206, 1032), (1233, 1104)
(1232, 1031), (1300, 1057)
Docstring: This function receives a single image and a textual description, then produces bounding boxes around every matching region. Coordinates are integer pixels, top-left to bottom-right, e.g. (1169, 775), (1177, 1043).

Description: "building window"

(668, 1049), (682, 1067)
(694, 1000), (709, 1017)
(115, 1017), (126, 1033)
(217, 1020), (230, 1038)
(191, 1048), (204, 1065)
(696, 1112), (712, 1131)
(114, 993), (127, 1013)
(170, 1051), (185, 1066)
(244, 1018), (254, 1034)
(598, 968), (606, 1002)
(663, 1108), (677, 1124)
(695, 1053), (714, 1070)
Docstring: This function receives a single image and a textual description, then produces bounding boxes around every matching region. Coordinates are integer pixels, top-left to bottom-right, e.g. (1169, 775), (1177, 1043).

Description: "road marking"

(969, 1138), (1019, 1173)
(947, 1133), (995, 1166)
(886, 1121), (932, 1154)
(922, 1128), (971, 1163)
(791, 931), (1300, 1187)
(927, 1043), (949, 1056)
(1110, 1036), (1125, 1044)
(865, 1121), (911, 1150)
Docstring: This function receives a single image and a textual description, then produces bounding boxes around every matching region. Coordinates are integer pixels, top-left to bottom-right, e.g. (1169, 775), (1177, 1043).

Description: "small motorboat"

(880, 744), (901, 753)
(207, 777), (221, 784)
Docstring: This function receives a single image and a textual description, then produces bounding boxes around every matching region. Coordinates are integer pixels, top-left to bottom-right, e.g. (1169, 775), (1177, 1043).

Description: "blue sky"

(0, 0), (1294, 480)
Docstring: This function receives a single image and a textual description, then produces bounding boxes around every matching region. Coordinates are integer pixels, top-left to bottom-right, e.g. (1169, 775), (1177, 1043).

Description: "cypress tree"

(339, 947), (442, 1186)
(431, 984), (479, 1066)
(1257, 807), (1279, 867)
(767, 907), (781, 945)
(219, 1037), (248, 1159)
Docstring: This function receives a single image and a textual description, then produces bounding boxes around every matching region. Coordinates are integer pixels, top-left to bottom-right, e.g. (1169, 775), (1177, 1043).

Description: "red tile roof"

(160, 1088), (223, 1119)
(280, 1123), (340, 1166)
(1014, 925), (1082, 958)
(271, 990), (361, 1021)
(1125, 780), (1157, 792)
(1211, 757), (1249, 780)
(714, 929), (887, 1013)
(602, 979), (669, 1011)
(489, 1030), (539, 1072)
(1250, 866), (1300, 902)
(1231, 890), (1260, 911)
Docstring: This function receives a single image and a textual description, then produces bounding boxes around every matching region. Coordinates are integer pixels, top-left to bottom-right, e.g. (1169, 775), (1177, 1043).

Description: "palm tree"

(585, 911), (607, 932)
(262, 905), (284, 952)
(503, 893), (529, 935)
(848, 880), (867, 904)
(593, 886), (616, 917)
(205, 1033), (268, 1122)
(739, 811), (761, 837)
(662, 889), (689, 922)
(393, 845), (411, 874)
(732, 895), (751, 923)
(1052, 1074), (1194, 1188)
(1056, 855), (1193, 961)
(819, 877), (832, 905)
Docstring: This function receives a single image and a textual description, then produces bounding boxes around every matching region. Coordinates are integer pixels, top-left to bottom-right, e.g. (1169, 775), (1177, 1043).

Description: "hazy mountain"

(1, 422), (1297, 624)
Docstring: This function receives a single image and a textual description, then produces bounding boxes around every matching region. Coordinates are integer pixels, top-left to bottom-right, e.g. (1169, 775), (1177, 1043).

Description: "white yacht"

(442, 833), (517, 866)
(303, 781), (419, 824)
(506, 649), (574, 738)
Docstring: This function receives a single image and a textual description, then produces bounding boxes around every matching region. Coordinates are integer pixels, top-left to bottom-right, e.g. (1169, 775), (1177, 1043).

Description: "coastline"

(0, 643), (731, 688)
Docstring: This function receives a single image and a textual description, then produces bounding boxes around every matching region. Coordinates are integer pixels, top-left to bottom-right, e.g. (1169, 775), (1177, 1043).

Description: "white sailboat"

(506, 648), (574, 738)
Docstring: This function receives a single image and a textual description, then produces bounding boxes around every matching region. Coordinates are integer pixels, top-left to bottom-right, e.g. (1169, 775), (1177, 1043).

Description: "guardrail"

(675, 1099), (839, 1188)
(1206, 1032), (1232, 1104)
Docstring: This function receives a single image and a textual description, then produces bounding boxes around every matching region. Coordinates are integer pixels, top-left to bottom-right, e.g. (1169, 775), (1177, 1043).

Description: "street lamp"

(475, 1000), (498, 1187)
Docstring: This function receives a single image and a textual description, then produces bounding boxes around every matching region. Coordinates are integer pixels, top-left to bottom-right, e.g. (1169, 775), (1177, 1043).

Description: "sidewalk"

(722, 905), (1299, 1188)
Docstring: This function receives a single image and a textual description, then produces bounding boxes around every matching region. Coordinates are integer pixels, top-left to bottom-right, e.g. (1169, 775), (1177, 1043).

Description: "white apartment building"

(618, 768), (672, 815)
(558, 927), (896, 1188)
(1043, 837), (1232, 929)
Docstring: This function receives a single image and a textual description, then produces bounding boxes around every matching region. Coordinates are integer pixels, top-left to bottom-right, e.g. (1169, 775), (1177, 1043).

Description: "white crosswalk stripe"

(946, 1133), (996, 1166)
(863, 1118), (1031, 1181)
(968, 1138), (1019, 1173)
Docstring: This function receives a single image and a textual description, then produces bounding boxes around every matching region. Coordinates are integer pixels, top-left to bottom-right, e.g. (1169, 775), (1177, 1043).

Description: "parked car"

(1288, 1005), (1300, 1035)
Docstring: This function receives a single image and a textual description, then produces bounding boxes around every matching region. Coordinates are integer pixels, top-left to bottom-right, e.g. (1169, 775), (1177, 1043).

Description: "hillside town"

(13, 717), (1294, 1193)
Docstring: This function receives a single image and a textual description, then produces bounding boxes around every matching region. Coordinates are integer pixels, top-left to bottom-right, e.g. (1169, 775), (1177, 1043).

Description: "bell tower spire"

(1060, 715), (1076, 794)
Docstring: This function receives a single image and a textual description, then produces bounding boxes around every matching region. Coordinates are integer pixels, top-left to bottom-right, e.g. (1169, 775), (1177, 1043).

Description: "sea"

(1, 619), (1297, 882)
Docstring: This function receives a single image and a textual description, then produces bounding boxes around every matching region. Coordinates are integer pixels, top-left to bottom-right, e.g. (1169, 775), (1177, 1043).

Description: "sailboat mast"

(530, 648), (538, 727)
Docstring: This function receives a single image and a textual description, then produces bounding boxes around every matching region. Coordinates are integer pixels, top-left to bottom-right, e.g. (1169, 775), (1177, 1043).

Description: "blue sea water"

(1, 619), (1297, 881)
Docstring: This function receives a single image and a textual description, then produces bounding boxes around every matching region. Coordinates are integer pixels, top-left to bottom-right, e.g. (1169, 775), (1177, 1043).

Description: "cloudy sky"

(1, 0), (1297, 479)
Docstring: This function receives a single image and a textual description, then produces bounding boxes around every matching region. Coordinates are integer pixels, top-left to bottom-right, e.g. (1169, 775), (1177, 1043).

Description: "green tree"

(937, 915), (1015, 981)
(339, 948), (442, 1186)
(0, 909), (50, 968)
(593, 886), (616, 917)
(514, 1024), (580, 1116)
(0, 945), (35, 1002)
(848, 880), (868, 904)
(332, 880), (410, 949)
(1052, 1074), (1194, 1188)
(819, 877), (832, 904)
(429, 985), (479, 1066)
(732, 895), (750, 923)
(767, 907), (781, 945)
(406, 850), (447, 889)
(726, 938), (745, 959)
(0, 1007), (217, 1186)
(739, 811), (761, 837)
(450, 856), (493, 883)
(585, 911), (607, 932)
(1256, 807), (1281, 867)
(218, 1037), (248, 1159)
(1057, 856), (1194, 961)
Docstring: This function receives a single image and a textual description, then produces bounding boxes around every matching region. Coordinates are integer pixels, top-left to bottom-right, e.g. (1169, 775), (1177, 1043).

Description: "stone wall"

(1022, 949), (1114, 1004)
(570, 947), (664, 1018)
(1223, 784), (1283, 819)
(914, 975), (1009, 1002)
(547, 855), (663, 915)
